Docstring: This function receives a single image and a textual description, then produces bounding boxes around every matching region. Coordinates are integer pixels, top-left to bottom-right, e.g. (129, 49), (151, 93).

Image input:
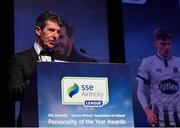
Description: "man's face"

(35, 20), (61, 49)
(155, 39), (172, 58)
(53, 27), (72, 56)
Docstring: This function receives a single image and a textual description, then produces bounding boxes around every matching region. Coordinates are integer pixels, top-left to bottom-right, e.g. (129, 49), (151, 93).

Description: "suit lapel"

(28, 47), (39, 71)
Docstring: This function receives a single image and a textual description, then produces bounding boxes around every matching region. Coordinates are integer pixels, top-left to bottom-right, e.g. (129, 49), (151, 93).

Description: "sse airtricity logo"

(61, 77), (109, 107)
(67, 83), (79, 98)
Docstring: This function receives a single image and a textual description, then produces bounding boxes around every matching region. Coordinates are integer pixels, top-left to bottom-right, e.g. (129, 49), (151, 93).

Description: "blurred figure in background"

(137, 28), (180, 127)
(53, 20), (97, 62)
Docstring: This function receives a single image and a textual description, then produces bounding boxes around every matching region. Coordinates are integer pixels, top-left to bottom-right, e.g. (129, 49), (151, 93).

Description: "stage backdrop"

(14, 0), (109, 62)
(122, 0), (180, 126)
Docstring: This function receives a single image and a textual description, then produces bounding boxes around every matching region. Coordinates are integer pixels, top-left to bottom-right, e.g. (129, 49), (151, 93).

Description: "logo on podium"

(61, 77), (109, 107)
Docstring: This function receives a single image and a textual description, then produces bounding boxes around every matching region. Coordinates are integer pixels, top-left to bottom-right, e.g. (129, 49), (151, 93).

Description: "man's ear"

(69, 36), (73, 45)
(154, 41), (158, 48)
(35, 26), (41, 36)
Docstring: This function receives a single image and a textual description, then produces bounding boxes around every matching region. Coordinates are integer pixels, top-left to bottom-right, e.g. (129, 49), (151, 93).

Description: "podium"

(21, 62), (134, 127)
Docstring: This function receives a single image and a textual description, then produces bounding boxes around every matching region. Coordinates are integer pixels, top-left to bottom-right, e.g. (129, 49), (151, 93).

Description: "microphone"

(80, 48), (88, 54)
(79, 48), (95, 60)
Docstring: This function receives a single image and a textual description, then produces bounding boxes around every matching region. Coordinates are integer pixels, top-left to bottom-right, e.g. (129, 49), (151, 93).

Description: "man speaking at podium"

(8, 10), (65, 126)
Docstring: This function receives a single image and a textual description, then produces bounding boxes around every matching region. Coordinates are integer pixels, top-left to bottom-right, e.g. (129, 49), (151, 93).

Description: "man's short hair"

(153, 28), (173, 41)
(62, 20), (74, 37)
(36, 10), (62, 29)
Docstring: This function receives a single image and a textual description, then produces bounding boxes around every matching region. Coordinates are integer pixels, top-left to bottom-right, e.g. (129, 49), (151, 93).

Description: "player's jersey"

(137, 54), (180, 126)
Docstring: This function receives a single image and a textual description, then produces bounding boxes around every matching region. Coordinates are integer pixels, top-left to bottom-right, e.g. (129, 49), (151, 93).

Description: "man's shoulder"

(172, 55), (180, 60)
(15, 47), (35, 56)
(11, 47), (37, 61)
(141, 55), (156, 63)
(171, 55), (180, 63)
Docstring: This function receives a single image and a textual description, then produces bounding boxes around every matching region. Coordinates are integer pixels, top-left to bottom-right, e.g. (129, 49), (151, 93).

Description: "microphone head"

(80, 48), (87, 54)
(79, 48), (97, 62)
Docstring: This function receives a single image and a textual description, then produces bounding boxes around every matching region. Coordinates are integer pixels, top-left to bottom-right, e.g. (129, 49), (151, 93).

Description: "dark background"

(0, 0), (124, 126)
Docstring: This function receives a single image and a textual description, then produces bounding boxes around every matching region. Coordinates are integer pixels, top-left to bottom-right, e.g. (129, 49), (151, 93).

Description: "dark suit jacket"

(8, 47), (66, 126)
(8, 47), (38, 101)
(8, 47), (65, 101)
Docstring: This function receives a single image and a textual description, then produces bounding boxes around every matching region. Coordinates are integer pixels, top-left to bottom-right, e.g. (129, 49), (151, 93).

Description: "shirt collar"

(34, 42), (43, 55)
(156, 52), (172, 60)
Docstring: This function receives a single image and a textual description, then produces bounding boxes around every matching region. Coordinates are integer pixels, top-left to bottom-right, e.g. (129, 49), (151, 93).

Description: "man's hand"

(144, 106), (157, 126)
